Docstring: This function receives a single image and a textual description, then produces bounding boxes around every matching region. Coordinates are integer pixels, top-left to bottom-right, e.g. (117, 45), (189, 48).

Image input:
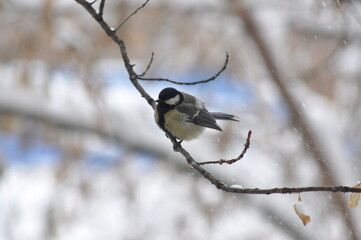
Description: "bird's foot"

(173, 139), (183, 151)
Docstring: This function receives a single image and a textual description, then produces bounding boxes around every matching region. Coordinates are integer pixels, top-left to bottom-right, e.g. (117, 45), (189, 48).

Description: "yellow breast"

(163, 110), (204, 140)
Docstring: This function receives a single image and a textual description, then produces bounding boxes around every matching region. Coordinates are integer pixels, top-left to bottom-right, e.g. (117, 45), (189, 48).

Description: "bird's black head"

(157, 87), (183, 107)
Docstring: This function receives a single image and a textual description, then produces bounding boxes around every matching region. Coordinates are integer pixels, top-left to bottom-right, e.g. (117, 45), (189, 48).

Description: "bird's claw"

(173, 139), (183, 151)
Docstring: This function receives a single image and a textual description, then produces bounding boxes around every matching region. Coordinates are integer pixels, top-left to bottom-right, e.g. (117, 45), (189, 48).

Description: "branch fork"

(74, 0), (361, 196)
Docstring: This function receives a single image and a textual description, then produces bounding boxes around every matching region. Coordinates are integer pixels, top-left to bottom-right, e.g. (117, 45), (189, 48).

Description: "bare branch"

(138, 52), (229, 85)
(98, 0), (105, 17)
(74, 0), (156, 109)
(226, 185), (361, 195)
(74, 0), (361, 199)
(199, 130), (252, 165)
(114, 0), (150, 32)
(170, 135), (361, 194)
(139, 52), (154, 77)
(89, 0), (98, 5)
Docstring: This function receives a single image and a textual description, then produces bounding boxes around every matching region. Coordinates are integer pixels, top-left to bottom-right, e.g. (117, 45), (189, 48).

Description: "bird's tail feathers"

(211, 112), (239, 122)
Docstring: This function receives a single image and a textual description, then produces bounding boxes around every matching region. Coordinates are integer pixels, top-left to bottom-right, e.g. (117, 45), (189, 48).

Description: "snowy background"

(1, 0), (361, 239)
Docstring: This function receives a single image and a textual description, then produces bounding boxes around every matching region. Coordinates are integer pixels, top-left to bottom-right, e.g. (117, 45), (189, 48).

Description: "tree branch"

(171, 134), (361, 194)
(75, 0), (156, 109)
(89, 0), (98, 6)
(74, 0), (361, 196)
(138, 52), (229, 85)
(139, 52), (154, 77)
(198, 130), (252, 165)
(98, 0), (105, 17)
(114, 0), (150, 32)
(227, 186), (361, 195)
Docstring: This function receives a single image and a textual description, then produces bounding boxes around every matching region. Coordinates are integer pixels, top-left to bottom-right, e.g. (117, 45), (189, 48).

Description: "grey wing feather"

(177, 104), (222, 131)
(192, 109), (222, 131)
(211, 112), (239, 121)
(176, 103), (198, 116)
(182, 92), (205, 109)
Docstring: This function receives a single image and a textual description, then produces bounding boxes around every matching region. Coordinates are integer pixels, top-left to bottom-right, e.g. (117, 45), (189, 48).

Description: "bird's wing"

(210, 112), (239, 121)
(192, 109), (222, 131)
(177, 104), (222, 131)
(181, 92), (205, 109)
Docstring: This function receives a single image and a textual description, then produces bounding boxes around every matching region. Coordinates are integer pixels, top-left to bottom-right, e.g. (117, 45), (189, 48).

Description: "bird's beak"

(156, 99), (159, 103)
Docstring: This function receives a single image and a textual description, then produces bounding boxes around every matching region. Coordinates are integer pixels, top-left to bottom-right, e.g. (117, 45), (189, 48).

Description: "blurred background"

(1, 0), (361, 239)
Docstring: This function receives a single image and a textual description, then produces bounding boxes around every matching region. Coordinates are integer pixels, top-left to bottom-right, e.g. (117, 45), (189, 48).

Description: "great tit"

(154, 87), (239, 141)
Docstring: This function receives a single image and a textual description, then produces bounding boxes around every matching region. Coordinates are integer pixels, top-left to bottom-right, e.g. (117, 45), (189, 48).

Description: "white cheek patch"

(165, 94), (180, 105)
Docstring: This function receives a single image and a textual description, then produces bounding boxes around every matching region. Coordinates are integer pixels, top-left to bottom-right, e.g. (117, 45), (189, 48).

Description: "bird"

(154, 87), (239, 141)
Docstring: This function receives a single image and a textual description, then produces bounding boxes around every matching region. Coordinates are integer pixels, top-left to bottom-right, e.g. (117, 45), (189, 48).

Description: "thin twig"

(115, 0), (150, 32)
(139, 52), (154, 77)
(198, 130), (252, 165)
(138, 52), (229, 85)
(98, 0), (105, 17)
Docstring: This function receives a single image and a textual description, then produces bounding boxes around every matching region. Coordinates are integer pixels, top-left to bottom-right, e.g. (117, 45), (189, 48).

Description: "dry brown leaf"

(293, 195), (311, 226)
(349, 183), (361, 208)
